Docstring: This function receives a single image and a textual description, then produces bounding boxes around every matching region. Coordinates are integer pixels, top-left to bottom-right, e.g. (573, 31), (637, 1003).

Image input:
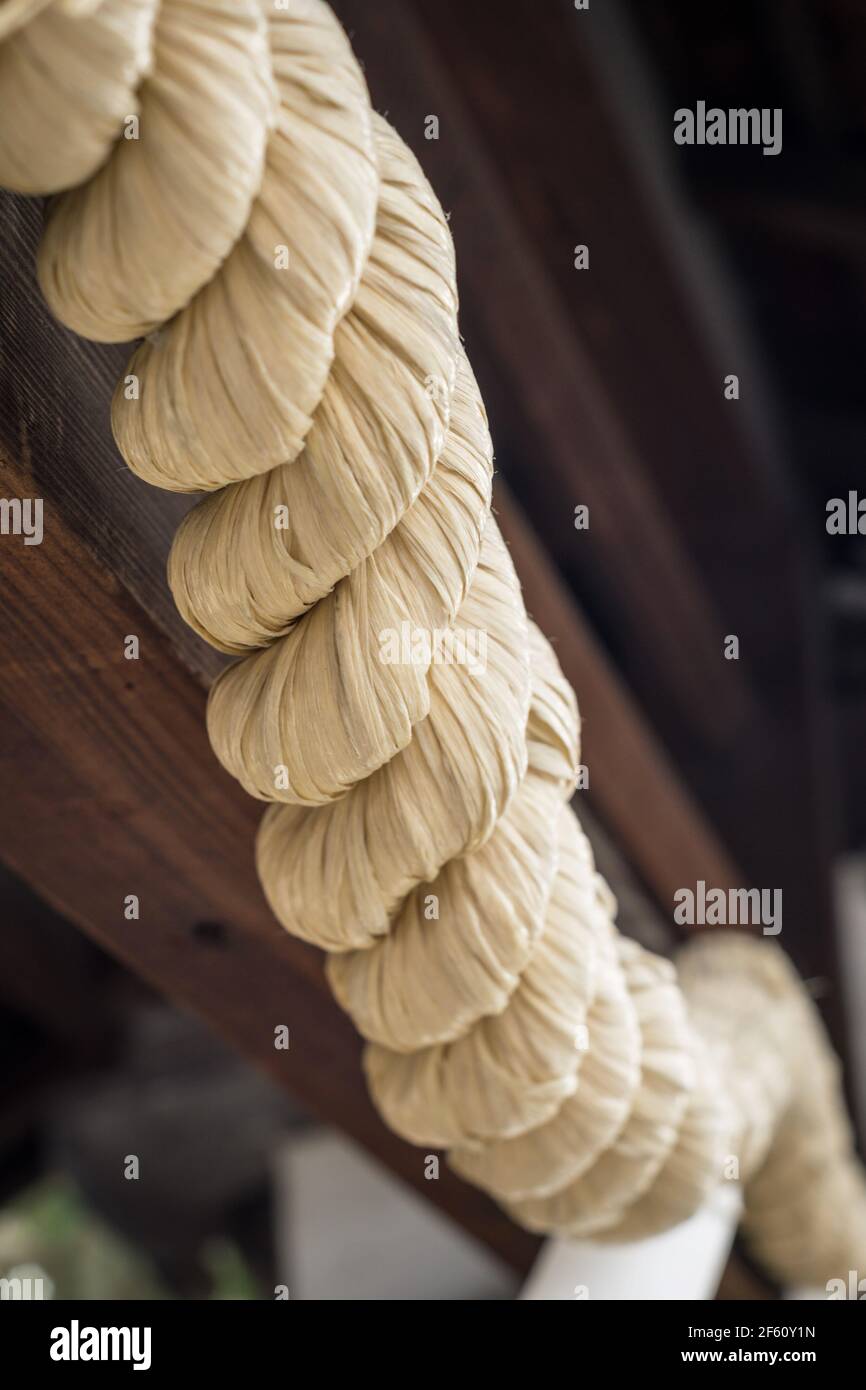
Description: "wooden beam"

(0, 450), (539, 1273)
(334, 0), (760, 759)
(495, 480), (742, 907)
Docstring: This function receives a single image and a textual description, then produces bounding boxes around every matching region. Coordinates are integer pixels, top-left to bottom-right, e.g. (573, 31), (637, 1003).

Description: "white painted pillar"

(519, 1183), (742, 1300)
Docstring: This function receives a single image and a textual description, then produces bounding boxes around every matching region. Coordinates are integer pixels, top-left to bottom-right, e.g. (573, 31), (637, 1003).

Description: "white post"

(519, 1183), (742, 1300)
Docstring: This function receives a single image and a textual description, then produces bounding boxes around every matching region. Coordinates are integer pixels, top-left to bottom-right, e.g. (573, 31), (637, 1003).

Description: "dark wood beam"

(334, 0), (760, 760)
(0, 448), (539, 1273)
(495, 480), (742, 908)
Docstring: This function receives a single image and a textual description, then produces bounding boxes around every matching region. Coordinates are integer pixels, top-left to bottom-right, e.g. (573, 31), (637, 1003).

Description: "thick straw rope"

(4, 0), (865, 1286)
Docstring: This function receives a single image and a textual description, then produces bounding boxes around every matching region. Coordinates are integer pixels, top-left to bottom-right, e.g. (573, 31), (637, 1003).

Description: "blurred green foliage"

(0, 1177), (260, 1300)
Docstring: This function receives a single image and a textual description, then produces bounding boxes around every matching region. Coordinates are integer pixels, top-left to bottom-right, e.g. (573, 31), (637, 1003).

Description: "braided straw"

(5, 0), (865, 1287)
